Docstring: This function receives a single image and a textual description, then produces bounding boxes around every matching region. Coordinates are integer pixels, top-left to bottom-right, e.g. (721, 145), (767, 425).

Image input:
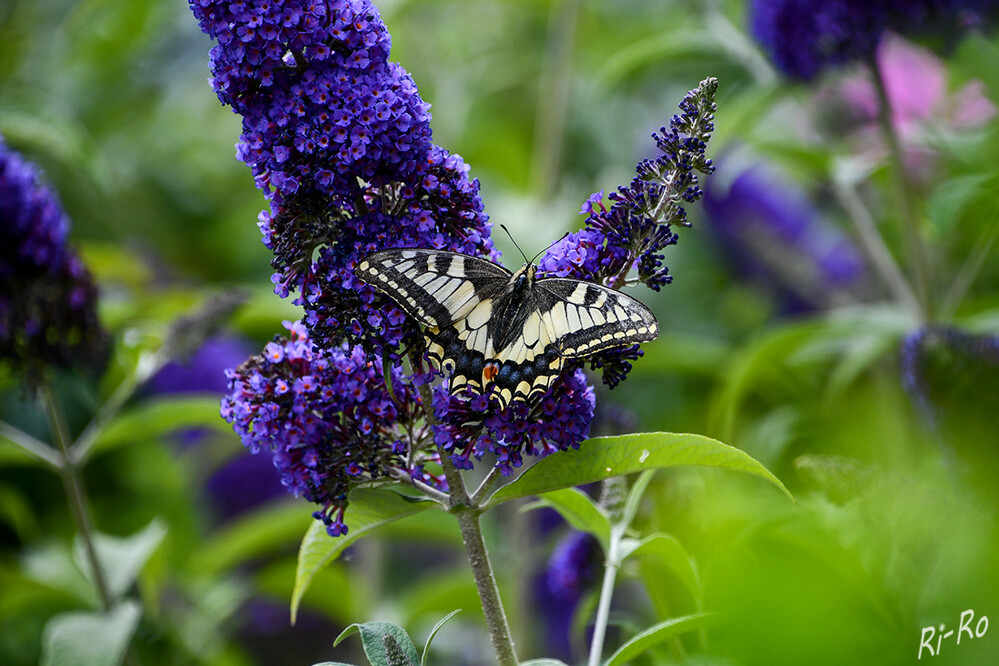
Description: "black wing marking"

(534, 278), (659, 357)
(354, 248), (510, 328)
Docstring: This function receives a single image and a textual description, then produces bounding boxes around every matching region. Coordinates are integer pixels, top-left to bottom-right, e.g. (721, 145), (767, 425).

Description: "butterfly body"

(355, 248), (658, 409)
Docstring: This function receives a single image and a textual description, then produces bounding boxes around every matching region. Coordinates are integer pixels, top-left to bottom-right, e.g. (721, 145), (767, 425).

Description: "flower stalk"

(869, 54), (933, 321)
(442, 456), (519, 666)
(42, 383), (114, 613)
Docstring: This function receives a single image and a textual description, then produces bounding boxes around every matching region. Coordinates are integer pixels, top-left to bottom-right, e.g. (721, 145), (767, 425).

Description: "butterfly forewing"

(355, 249), (510, 328)
(354, 248), (659, 409)
(534, 278), (658, 357)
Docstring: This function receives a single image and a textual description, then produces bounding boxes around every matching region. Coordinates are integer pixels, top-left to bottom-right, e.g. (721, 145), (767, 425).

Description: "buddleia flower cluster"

(221, 321), (426, 536)
(189, 0), (495, 358)
(750, 0), (998, 80)
(194, 0), (714, 533)
(539, 77), (717, 388)
(0, 134), (104, 387)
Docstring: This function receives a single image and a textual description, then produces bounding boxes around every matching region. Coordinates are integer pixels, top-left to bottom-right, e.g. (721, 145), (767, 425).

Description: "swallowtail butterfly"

(355, 248), (658, 409)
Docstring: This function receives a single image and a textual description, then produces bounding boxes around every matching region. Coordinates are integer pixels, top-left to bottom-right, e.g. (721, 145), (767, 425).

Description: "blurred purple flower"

(151, 336), (255, 395)
(750, 0), (997, 80)
(150, 335), (287, 520)
(533, 530), (603, 661)
(204, 450), (287, 521)
(703, 161), (864, 311)
(547, 531), (603, 601)
(0, 134), (105, 386)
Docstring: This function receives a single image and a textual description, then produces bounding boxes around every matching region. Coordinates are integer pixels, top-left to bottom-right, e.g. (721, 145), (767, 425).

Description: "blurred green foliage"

(2, 0), (999, 664)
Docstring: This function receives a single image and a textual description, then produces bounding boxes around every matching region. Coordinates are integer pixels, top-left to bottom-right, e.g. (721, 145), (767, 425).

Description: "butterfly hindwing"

(355, 248), (659, 410)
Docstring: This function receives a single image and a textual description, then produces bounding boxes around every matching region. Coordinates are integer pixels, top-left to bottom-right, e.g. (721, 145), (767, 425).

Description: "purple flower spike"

(540, 78), (717, 387)
(0, 134), (105, 386)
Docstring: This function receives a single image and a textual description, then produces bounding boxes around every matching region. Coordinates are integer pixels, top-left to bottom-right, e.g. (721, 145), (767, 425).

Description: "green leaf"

(22, 541), (97, 606)
(531, 488), (611, 550)
(594, 30), (723, 90)
(73, 518), (166, 602)
(192, 500), (312, 576)
(41, 600), (141, 666)
(621, 533), (700, 604)
(486, 433), (794, 508)
(90, 395), (232, 456)
(520, 661), (571, 666)
(396, 571), (477, 628)
(421, 609), (461, 666)
(334, 621), (419, 666)
(0, 483), (38, 540)
(603, 612), (716, 666)
(620, 470), (656, 531)
(927, 172), (996, 235)
(292, 488), (438, 623)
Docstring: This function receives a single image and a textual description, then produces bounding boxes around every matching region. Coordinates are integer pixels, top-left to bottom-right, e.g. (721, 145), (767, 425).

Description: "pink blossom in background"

(824, 33), (995, 181)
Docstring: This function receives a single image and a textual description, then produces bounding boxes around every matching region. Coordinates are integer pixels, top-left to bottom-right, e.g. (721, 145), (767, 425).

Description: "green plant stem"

(410, 365), (518, 666)
(833, 177), (923, 321)
(470, 465), (505, 505)
(70, 351), (162, 466)
(42, 383), (114, 613)
(869, 55), (933, 320)
(588, 523), (625, 666)
(0, 419), (64, 467)
(938, 214), (999, 320)
(440, 456), (519, 666)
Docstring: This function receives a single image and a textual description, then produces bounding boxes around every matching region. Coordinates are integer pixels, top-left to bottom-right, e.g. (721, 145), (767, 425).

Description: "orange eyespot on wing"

(483, 361), (499, 384)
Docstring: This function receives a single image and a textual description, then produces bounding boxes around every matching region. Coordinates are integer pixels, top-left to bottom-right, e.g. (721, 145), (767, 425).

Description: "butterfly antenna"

(529, 231), (570, 265)
(500, 225), (570, 265)
(500, 224), (530, 263)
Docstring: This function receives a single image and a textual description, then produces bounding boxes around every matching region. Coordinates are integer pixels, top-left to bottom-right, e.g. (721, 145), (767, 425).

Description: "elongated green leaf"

(486, 433), (794, 508)
(710, 323), (823, 441)
(91, 395), (231, 455)
(41, 600), (141, 666)
(620, 470), (655, 531)
(532, 488), (611, 550)
(292, 488), (438, 623)
(334, 621), (419, 666)
(595, 31), (722, 89)
(397, 571), (477, 628)
(421, 609), (461, 666)
(604, 613), (716, 666)
(192, 500), (312, 576)
(73, 518), (166, 601)
(623, 533), (700, 604)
